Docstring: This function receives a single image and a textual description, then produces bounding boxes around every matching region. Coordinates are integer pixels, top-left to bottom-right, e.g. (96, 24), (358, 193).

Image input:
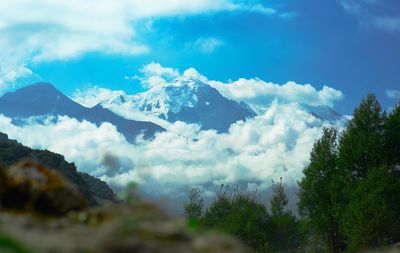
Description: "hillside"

(0, 132), (116, 205)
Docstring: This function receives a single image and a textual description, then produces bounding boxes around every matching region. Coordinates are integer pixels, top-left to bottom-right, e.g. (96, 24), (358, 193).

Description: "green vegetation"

(185, 183), (304, 253)
(185, 94), (400, 253)
(0, 233), (35, 253)
(299, 94), (400, 252)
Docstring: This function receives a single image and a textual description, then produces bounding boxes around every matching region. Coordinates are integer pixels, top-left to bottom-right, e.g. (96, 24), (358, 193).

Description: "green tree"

(298, 127), (344, 253)
(337, 94), (385, 181)
(269, 179), (303, 253)
(341, 167), (400, 252)
(384, 104), (400, 167)
(336, 95), (400, 251)
(184, 187), (204, 220)
(202, 185), (269, 252)
(270, 178), (288, 217)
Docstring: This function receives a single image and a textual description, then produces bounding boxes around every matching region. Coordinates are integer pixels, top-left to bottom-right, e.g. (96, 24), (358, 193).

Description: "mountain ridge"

(0, 83), (165, 142)
(101, 78), (257, 132)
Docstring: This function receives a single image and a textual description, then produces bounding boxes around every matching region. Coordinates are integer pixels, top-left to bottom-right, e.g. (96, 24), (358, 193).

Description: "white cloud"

(386, 89), (400, 100)
(0, 63), (32, 91)
(189, 37), (225, 54)
(135, 62), (181, 88)
(209, 79), (343, 111)
(0, 101), (345, 196)
(243, 3), (277, 15)
(0, 0), (283, 91)
(73, 87), (126, 108)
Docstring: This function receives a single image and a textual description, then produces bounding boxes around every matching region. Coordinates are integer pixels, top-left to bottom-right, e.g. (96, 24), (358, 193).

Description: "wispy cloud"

(188, 37), (225, 54)
(386, 89), (400, 100)
(338, 0), (400, 32)
(374, 16), (400, 32)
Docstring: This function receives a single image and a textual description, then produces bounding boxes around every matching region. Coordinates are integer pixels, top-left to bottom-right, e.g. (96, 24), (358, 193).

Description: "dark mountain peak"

(2, 82), (70, 104)
(0, 82), (83, 117)
(13, 82), (60, 94)
(31, 82), (57, 89)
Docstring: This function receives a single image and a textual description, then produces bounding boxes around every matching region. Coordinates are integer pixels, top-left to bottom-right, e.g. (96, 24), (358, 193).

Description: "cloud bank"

(0, 102), (344, 198)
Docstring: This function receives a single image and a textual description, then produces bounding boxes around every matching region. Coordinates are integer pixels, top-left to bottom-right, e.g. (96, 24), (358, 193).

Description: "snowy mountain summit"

(103, 77), (257, 132)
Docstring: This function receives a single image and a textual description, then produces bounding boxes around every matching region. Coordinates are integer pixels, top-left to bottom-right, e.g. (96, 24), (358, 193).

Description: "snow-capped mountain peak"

(100, 78), (257, 132)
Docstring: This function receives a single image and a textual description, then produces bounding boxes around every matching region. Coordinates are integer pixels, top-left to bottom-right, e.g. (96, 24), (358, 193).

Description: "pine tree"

(336, 95), (400, 251)
(270, 177), (288, 217)
(342, 167), (400, 251)
(298, 127), (344, 253)
(269, 179), (303, 253)
(384, 104), (400, 168)
(337, 93), (385, 181)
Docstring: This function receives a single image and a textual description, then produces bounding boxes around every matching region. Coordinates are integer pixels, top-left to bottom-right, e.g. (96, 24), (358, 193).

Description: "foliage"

(185, 183), (304, 253)
(298, 127), (344, 253)
(202, 185), (269, 251)
(341, 167), (400, 252)
(184, 187), (204, 220)
(337, 94), (385, 181)
(270, 178), (288, 217)
(298, 94), (400, 253)
(384, 104), (400, 167)
(0, 232), (35, 253)
(269, 179), (304, 253)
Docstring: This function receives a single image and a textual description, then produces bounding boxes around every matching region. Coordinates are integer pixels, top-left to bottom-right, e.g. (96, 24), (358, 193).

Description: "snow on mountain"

(100, 77), (257, 133)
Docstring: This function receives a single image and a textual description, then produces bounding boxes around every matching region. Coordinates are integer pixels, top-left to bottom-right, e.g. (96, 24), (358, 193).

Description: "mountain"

(0, 132), (115, 205)
(102, 78), (257, 132)
(300, 104), (344, 122)
(0, 83), (165, 142)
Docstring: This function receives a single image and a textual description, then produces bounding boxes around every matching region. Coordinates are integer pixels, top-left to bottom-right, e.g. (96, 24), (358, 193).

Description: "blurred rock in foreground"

(0, 161), (87, 215)
(0, 202), (249, 253)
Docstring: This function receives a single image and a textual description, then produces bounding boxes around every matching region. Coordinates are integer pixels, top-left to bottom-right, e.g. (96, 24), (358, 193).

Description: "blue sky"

(1, 0), (399, 114)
